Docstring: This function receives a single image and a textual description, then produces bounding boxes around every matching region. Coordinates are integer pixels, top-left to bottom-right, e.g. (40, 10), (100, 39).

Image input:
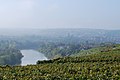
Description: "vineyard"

(0, 45), (120, 79)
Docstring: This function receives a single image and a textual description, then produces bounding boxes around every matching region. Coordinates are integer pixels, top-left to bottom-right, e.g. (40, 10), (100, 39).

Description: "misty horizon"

(0, 27), (120, 30)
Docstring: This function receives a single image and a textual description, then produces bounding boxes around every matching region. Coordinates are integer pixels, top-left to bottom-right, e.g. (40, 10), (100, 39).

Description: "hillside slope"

(72, 44), (120, 57)
(0, 45), (120, 79)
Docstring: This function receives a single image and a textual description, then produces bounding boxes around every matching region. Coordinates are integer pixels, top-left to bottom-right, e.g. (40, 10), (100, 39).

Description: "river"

(21, 50), (48, 66)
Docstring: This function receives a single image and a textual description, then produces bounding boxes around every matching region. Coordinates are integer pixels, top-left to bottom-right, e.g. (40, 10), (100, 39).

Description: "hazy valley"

(0, 28), (120, 79)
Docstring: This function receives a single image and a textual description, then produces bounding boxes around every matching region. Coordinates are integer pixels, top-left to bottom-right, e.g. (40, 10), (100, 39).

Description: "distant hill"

(72, 44), (120, 57)
(0, 28), (120, 43)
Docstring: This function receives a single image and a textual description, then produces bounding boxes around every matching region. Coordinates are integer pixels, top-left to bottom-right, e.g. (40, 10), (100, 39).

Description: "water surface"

(21, 50), (47, 66)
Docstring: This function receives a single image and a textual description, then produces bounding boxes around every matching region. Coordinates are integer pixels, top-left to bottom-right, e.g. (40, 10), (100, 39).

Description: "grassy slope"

(72, 44), (120, 57)
(0, 44), (120, 79)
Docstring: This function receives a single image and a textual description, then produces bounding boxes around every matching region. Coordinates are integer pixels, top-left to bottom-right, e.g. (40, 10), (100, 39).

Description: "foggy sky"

(0, 0), (120, 30)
